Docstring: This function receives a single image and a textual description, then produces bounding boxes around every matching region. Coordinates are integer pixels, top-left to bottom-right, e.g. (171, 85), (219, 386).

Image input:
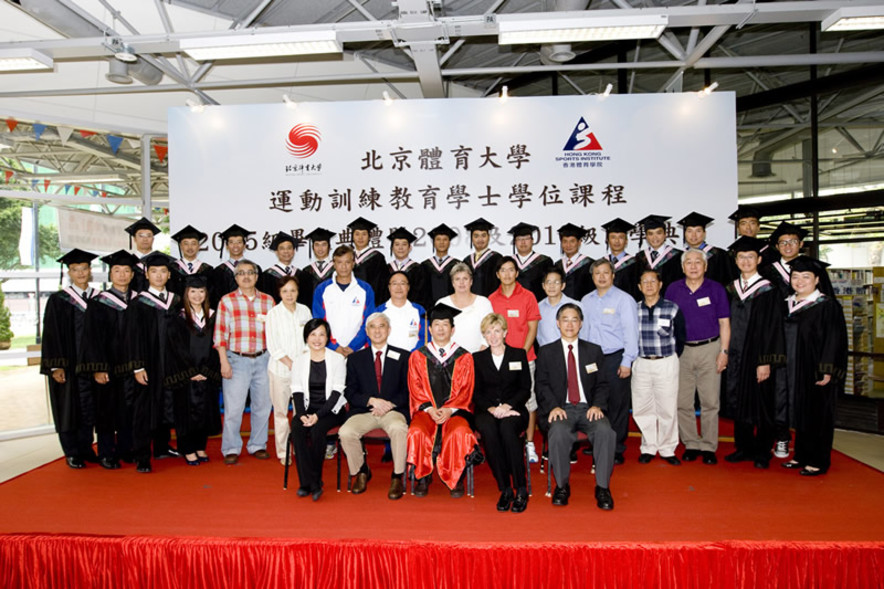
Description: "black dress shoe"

(702, 451), (717, 465)
(450, 478), (466, 498)
(497, 489), (514, 512)
(312, 487), (324, 501)
(638, 453), (654, 464)
(82, 452), (100, 464)
(613, 453), (625, 465)
(781, 461), (803, 469)
(65, 456), (86, 469)
(351, 471), (370, 494)
(99, 457), (121, 470)
(414, 476), (430, 497)
(662, 455), (681, 466)
(800, 467), (826, 477)
(511, 492), (529, 513)
(551, 485), (570, 506)
(682, 449), (700, 462)
(595, 485), (614, 510)
(296, 487), (310, 497)
(136, 460), (152, 473)
(725, 450), (752, 463)
(754, 459), (770, 469)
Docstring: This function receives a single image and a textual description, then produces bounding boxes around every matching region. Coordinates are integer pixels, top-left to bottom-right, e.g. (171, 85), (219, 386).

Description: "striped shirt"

(214, 289), (275, 354)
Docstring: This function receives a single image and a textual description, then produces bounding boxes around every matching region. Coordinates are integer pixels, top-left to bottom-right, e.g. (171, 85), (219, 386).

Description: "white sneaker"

(774, 440), (790, 459)
(526, 441), (539, 464)
(325, 443), (337, 460)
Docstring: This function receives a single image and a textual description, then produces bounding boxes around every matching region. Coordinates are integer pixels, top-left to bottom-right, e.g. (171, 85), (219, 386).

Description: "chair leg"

(525, 442), (532, 497)
(283, 432), (292, 490)
(546, 458), (552, 498)
(408, 464), (415, 495)
(336, 437), (342, 492)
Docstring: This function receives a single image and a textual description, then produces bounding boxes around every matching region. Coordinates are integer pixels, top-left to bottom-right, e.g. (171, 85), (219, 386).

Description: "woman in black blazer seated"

(473, 313), (531, 513)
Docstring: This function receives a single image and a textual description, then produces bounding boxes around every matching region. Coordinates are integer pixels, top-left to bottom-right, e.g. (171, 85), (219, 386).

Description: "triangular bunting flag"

(74, 186), (81, 195)
(154, 144), (168, 164)
(4, 170), (13, 182)
(33, 124), (47, 141)
(79, 130), (96, 138)
(56, 126), (74, 145)
(90, 190), (97, 197)
(5, 118), (17, 132)
(44, 179), (50, 191)
(126, 138), (139, 150)
(107, 135), (123, 155)
(31, 179), (38, 189)
(64, 184), (71, 194)
(101, 191), (107, 198)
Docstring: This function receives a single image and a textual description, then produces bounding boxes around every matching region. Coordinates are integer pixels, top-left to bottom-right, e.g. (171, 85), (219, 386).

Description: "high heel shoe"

(184, 453), (200, 466)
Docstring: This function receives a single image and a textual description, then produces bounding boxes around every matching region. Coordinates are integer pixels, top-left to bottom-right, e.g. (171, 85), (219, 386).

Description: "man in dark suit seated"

(535, 303), (616, 510)
(339, 312), (411, 500)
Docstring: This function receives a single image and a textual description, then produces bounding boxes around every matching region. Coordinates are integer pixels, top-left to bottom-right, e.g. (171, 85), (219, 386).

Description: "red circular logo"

(286, 124), (321, 158)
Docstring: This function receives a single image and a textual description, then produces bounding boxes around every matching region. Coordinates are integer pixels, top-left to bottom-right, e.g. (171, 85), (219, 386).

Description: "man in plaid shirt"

(214, 259), (276, 465)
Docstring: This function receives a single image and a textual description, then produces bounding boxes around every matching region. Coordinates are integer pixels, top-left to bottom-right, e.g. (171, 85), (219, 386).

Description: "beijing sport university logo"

(285, 124), (321, 158)
(563, 117), (602, 151)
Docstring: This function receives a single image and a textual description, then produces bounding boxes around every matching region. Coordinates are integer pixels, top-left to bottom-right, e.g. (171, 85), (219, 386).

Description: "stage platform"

(1, 426), (882, 588)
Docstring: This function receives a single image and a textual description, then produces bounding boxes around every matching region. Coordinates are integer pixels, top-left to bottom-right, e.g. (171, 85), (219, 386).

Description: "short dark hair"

(235, 259), (258, 274)
(276, 274), (299, 298)
(495, 256), (518, 274)
(332, 245), (355, 261)
(388, 270), (409, 285)
(639, 268), (662, 284)
(303, 318), (332, 344)
(590, 258), (614, 274)
(543, 267), (565, 283)
(556, 302), (583, 321)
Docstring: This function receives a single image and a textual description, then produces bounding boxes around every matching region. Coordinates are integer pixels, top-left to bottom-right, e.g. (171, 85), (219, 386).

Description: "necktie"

(439, 347), (446, 359)
(81, 290), (89, 302)
(742, 279), (748, 290)
(158, 292), (167, 303)
(285, 266), (291, 275)
(567, 344), (580, 405)
(610, 254), (616, 264)
(317, 261), (325, 272)
(375, 350), (383, 392)
(650, 250), (659, 262)
(187, 261), (193, 273)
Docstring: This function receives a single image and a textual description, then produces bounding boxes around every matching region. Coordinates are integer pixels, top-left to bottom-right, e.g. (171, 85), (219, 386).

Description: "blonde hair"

(480, 312), (508, 334)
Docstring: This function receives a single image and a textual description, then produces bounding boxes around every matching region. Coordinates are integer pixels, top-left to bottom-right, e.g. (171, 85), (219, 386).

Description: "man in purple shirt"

(664, 249), (730, 465)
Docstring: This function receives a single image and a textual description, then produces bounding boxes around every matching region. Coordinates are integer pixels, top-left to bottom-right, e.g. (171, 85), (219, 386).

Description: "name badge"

(408, 330), (419, 338)
(508, 361), (522, 371)
(507, 309), (520, 318)
(387, 350), (401, 361)
(603, 307), (616, 315)
(697, 297), (711, 307)
(658, 318), (671, 327)
(585, 363), (598, 374)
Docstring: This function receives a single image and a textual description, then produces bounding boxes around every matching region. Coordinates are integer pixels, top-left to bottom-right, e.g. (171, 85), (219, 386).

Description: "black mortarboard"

(429, 302), (462, 324)
(638, 215), (670, 231)
(678, 212), (715, 229)
(387, 227), (418, 244)
(601, 218), (634, 235)
(141, 252), (176, 270)
(218, 224), (255, 259)
(464, 218), (495, 233)
(269, 232), (299, 251)
(348, 217), (377, 232)
(428, 224), (458, 239)
(184, 274), (209, 289)
(508, 222), (539, 239)
(557, 223), (588, 239)
(305, 227), (335, 243)
(728, 205), (762, 223)
(171, 225), (208, 243)
(124, 217), (160, 237)
(100, 250), (139, 269)
(728, 236), (766, 254)
(57, 248), (98, 266)
(769, 221), (808, 244)
(788, 256), (830, 278)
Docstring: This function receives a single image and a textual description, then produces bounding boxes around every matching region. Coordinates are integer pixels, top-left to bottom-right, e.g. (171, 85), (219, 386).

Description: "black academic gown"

(762, 258), (836, 299)
(553, 254), (595, 300)
(354, 248), (389, 304)
(169, 259), (214, 298)
(464, 250), (502, 297)
(164, 311), (222, 451)
(210, 260), (262, 309)
(636, 246), (683, 291)
(380, 258), (429, 309)
(259, 263), (298, 303)
(702, 245), (738, 287)
(124, 291), (181, 461)
(726, 279), (785, 458)
(421, 255), (458, 307)
(609, 253), (640, 301)
(298, 259), (334, 307)
(40, 287), (96, 457)
(515, 252), (554, 302)
(783, 293), (847, 472)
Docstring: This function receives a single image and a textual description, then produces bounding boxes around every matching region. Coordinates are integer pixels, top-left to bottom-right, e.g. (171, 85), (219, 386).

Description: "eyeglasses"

(389, 281), (409, 287)
(543, 280), (562, 286)
(778, 239), (800, 246)
(235, 270), (257, 277)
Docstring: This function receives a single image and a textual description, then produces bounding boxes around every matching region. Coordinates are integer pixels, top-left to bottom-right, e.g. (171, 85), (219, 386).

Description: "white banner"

(169, 93), (737, 268)
(57, 208), (131, 253)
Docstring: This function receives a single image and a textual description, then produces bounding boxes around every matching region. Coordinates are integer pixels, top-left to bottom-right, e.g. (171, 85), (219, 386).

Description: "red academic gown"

(407, 345), (476, 489)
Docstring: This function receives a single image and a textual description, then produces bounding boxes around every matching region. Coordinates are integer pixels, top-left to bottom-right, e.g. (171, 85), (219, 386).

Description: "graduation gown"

(702, 245), (738, 287)
(40, 287), (96, 433)
(421, 255), (458, 307)
(554, 253), (595, 300)
(258, 263), (298, 303)
(725, 279), (785, 423)
(610, 253), (640, 301)
(637, 245), (683, 290)
(209, 260), (262, 309)
(463, 249), (502, 297)
(762, 258), (836, 299)
(164, 311), (222, 440)
(515, 252), (554, 302)
(406, 346), (476, 489)
(169, 259), (214, 298)
(379, 258), (429, 309)
(353, 248), (388, 303)
(298, 259), (334, 307)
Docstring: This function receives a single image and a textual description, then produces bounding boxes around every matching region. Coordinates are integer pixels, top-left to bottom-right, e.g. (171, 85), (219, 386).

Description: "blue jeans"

(221, 351), (271, 456)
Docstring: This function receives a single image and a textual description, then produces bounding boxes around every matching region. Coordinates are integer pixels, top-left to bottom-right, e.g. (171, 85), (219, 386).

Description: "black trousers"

(604, 349), (631, 455)
(794, 426), (835, 472)
(475, 410), (528, 492)
(733, 420), (775, 462)
(291, 412), (345, 491)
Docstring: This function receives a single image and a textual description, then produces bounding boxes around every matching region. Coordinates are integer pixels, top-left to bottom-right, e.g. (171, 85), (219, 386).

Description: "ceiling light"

(0, 48), (53, 72)
(822, 6), (884, 31)
(498, 14), (667, 45)
(114, 45), (138, 63)
(698, 81), (719, 97)
(382, 91), (394, 106)
(106, 59), (132, 84)
(186, 98), (205, 113)
(38, 175), (124, 184)
(499, 85), (509, 102)
(283, 94), (297, 109)
(181, 30), (342, 61)
(602, 83), (613, 98)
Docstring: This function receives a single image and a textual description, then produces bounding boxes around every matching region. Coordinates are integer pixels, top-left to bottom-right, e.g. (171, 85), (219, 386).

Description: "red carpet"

(1, 419), (882, 587)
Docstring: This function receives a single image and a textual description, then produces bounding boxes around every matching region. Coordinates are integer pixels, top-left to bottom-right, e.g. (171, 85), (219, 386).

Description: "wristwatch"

(720, 349), (729, 355)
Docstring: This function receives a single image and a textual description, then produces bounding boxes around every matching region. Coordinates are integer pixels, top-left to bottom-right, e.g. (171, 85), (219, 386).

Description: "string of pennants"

(2, 117), (168, 191)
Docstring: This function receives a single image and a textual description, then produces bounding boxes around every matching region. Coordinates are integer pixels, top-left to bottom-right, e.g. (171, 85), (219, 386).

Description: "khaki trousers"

(677, 341), (720, 452)
(339, 411), (408, 476)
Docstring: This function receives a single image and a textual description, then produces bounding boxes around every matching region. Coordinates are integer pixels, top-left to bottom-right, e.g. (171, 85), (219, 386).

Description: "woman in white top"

(290, 318), (347, 501)
(264, 275), (312, 465)
(437, 262), (494, 353)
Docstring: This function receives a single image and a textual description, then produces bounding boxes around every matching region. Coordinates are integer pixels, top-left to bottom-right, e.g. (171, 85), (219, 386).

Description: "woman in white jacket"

(265, 275), (312, 465)
(290, 318), (347, 501)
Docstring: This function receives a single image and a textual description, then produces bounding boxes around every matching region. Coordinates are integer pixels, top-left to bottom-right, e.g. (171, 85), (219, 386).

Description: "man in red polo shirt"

(489, 256), (542, 462)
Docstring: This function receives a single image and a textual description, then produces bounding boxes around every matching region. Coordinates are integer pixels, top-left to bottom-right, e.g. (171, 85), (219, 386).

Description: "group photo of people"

(41, 205), (848, 513)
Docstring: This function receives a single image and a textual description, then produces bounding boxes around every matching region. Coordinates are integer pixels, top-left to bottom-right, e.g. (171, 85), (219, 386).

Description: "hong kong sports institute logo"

(563, 117), (602, 151)
(286, 124), (321, 158)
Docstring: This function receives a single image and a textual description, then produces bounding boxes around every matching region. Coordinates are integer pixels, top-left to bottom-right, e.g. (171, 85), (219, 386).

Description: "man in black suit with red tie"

(535, 303), (616, 510)
(338, 312), (411, 500)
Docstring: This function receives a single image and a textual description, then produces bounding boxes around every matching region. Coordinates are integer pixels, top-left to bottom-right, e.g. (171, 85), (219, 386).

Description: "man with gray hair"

(664, 249), (730, 465)
(339, 312), (411, 499)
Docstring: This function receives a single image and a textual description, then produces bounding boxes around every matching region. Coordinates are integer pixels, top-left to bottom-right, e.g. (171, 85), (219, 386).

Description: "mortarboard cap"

(124, 217), (160, 237)
(601, 218), (634, 235)
(219, 224), (254, 240)
(305, 227), (335, 243)
(638, 214), (670, 231)
(269, 232), (299, 251)
(170, 225), (207, 243)
(428, 224), (458, 239)
(769, 221), (808, 244)
(557, 223), (588, 239)
(788, 256), (830, 278)
(508, 222), (539, 239)
(464, 218), (495, 233)
(387, 227), (418, 244)
(348, 217), (377, 232)
(141, 252), (176, 270)
(728, 205), (762, 223)
(728, 236), (766, 254)
(428, 302), (462, 324)
(678, 212), (715, 229)
(184, 274), (209, 289)
(100, 250), (139, 269)
(58, 248), (98, 266)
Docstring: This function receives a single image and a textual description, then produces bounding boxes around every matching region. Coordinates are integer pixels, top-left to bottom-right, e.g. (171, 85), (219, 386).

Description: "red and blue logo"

(563, 117), (603, 151)
(286, 124), (321, 158)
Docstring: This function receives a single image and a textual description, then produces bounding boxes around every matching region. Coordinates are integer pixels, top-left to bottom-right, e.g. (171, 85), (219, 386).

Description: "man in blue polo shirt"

(664, 249), (730, 465)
